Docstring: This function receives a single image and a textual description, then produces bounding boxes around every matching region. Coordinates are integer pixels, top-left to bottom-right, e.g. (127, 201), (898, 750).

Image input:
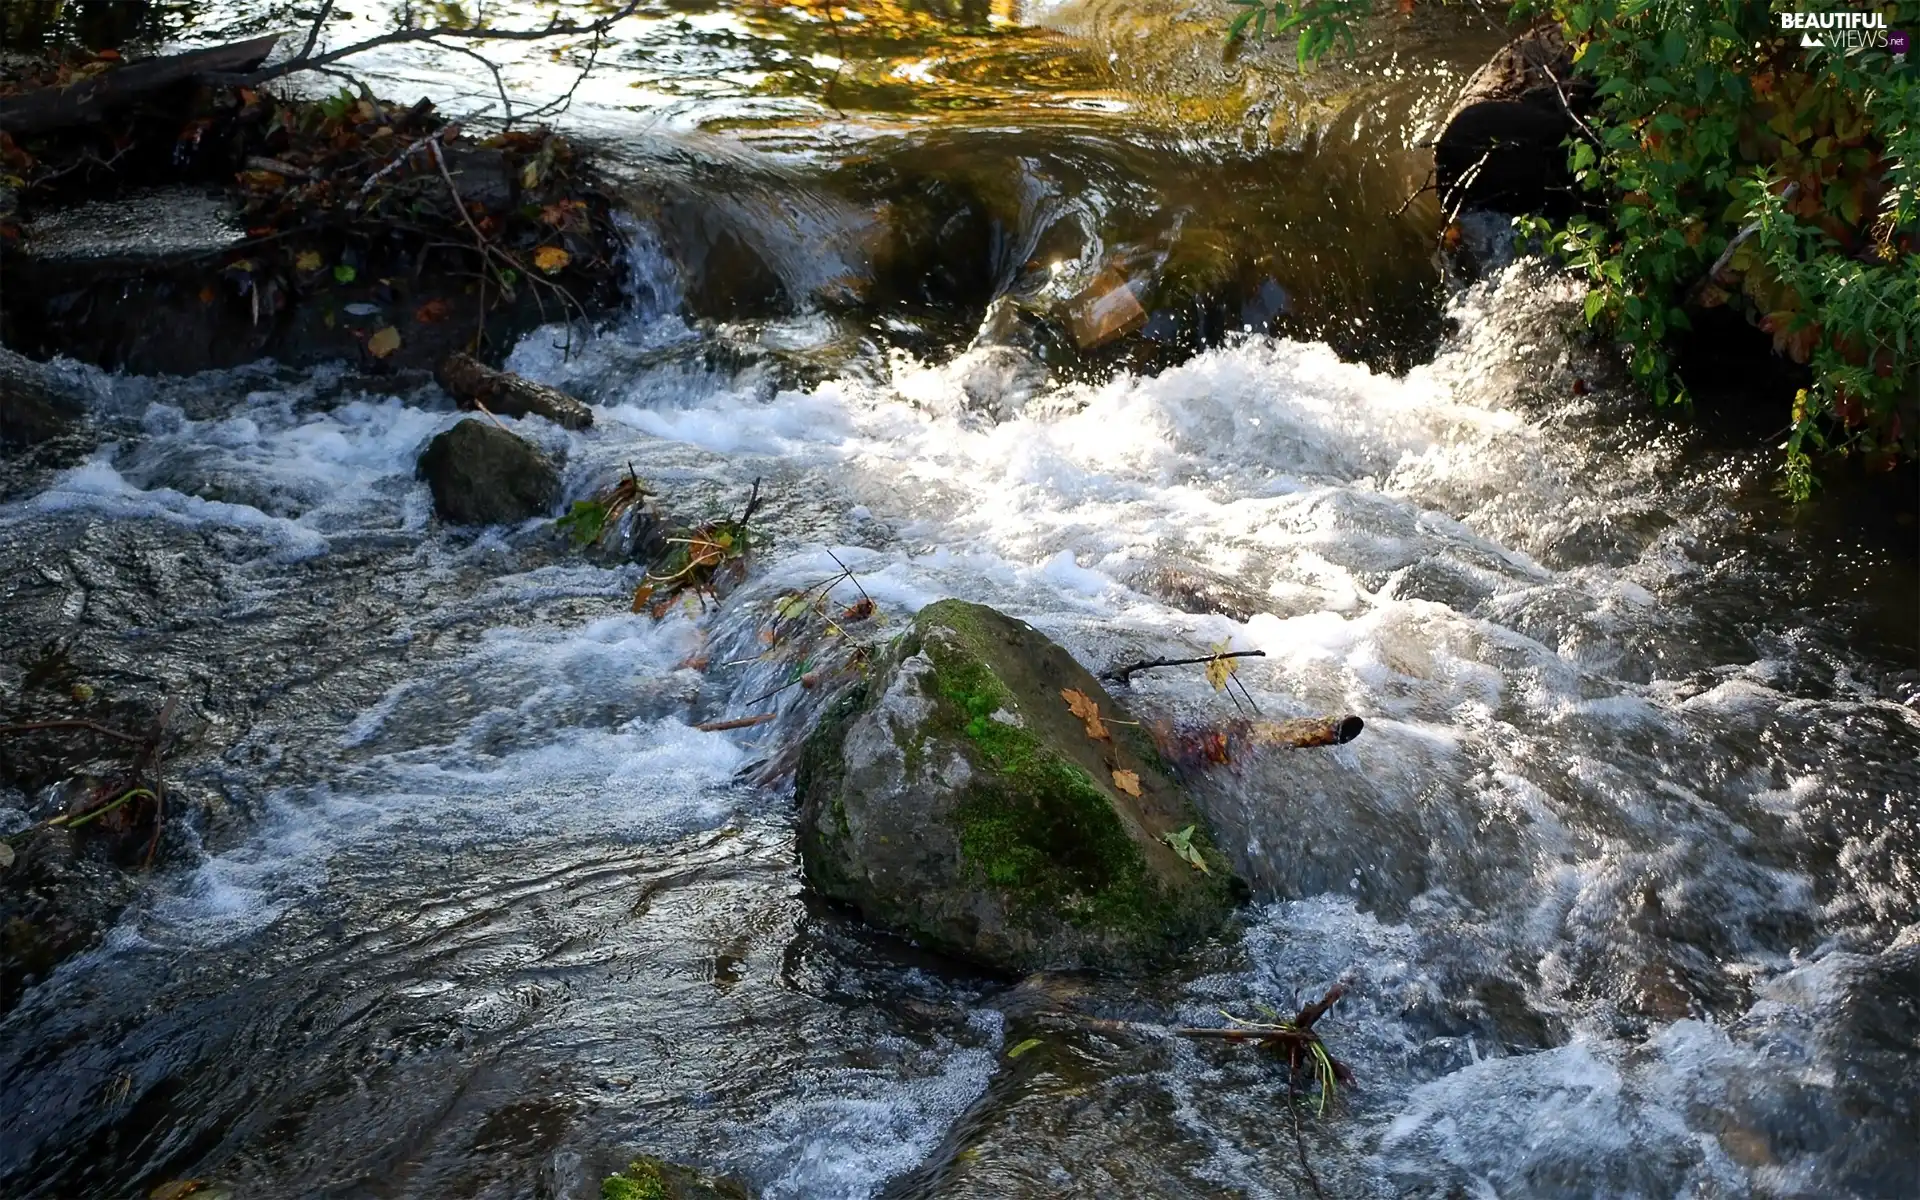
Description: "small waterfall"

(612, 208), (685, 325)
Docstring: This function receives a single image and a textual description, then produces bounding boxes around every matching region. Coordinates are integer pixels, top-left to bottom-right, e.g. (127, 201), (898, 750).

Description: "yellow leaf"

(532, 245), (571, 274)
(1111, 768), (1141, 797)
(366, 326), (401, 359)
(1203, 641), (1238, 692)
(149, 1183), (203, 1200)
(294, 250), (323, 272)
(1059, 688), (1110, 741)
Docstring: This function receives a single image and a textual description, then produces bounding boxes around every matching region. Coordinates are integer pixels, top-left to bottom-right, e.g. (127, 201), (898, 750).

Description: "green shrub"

(1520, 0), (1919, 497)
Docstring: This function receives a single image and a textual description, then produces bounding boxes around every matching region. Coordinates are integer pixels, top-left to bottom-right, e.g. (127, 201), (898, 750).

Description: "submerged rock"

(796, 599), (1242, 974)
(0, 345), (85, 446)
(416, 418), (559, 526)
(601, 1156), (749, 1200)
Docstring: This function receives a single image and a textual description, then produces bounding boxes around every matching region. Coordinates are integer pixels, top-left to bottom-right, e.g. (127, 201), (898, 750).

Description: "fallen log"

(436, 352), (593, 430)
(0, 34), (285, 136)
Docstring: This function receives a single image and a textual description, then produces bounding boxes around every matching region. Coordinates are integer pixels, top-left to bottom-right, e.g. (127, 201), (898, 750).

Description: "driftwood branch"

(1103, 649), (1266, 686)
(0, 33), (284, 135)
(1174, 985), (1353, 1083)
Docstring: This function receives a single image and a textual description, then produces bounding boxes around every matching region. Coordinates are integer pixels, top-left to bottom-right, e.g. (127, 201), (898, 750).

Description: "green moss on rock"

(794, 598), (1242, 973)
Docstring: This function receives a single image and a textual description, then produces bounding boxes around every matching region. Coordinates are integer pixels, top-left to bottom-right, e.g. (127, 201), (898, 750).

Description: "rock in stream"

(796, 599), (1243, 974)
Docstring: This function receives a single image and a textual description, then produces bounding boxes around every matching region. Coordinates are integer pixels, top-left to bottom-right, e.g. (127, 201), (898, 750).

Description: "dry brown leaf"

(841, 597), (876, 622)
(414, 297), (451, 324)
(1060, 687), (1111, 741)
(1111, 768), (1141, 797)
(366, 326), (401, 359)
(631, 582), (655, 613)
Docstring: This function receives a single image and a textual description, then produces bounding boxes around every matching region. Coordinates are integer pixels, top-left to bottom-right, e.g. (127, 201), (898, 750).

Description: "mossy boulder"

(601, 1156), (748, 1200)
(796, 598), (1243, 973)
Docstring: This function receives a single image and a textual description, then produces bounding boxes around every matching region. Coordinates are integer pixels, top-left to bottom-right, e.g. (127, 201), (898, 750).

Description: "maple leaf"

(1203, 641), (1239, 692)
(294, 250), (323, 273)
(841, 597), (876, 622)
(1060, 688), (1111, 741)
(1111, 768), (1141, 797)
(532, 245), (571, 274)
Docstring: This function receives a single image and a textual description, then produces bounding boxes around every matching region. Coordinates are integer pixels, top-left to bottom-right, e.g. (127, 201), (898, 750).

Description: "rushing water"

(3, 2), (1919, 1198)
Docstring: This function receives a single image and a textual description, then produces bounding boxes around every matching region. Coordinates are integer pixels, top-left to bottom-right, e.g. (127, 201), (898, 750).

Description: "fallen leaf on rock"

(632, 582), (656, 613)
(1111, 768), (1141, 796)
(294, 250), (323, 273)
(366, 326), (401, 358)
(148, 1182), (202, 1200)
(333, 264), (357, 284)
(1161, 824), (1210, 873)
(532, 245), (571, 274)
(0, 842), (14, 869)
(841, 597), (876, 622)
(1204, 641), (1239, 692)
(1060, 688), (1110, 741)
(1006, 1037), (1044, 1058)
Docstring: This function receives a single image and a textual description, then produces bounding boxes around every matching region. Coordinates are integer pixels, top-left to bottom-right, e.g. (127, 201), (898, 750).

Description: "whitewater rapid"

(1, 250), (1914, 1198)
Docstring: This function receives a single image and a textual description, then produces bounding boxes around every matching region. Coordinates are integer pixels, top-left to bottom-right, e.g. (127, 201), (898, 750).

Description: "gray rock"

(416, 419), (559, 525)
(0, 345), (85, 446)
(796, 599), (1243, 974)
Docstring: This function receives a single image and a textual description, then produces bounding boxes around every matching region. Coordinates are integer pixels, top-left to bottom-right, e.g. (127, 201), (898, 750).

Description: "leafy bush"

(1519, 0), (1918, 497)
(1232, 0), (1920, 496)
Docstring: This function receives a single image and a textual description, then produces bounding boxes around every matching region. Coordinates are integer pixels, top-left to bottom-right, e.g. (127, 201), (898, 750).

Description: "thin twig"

(1393, 170), (1435, 218)
(695, 713), (778, 732)
(469, 395), (511, 432)
(1102, 650), (1266, 686)
(356, 127), (451, 198)
(517, 28), (605, 126)
(219, 0), (647, 87)
(0, 719), (144, 745)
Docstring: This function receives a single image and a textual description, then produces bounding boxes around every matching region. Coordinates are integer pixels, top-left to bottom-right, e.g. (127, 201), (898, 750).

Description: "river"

(1, 2), (1916, 1197)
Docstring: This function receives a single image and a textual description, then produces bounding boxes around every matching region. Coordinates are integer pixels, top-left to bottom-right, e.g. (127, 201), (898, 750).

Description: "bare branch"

(219, 0), (647, 88)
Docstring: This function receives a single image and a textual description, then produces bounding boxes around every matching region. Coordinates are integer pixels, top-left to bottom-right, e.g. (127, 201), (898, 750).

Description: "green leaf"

(1161, 824), (1210, 873)
(332, 264), (357, 284)
(554, 499), (608, 548)
(1007, 1038), (1044, 1059)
